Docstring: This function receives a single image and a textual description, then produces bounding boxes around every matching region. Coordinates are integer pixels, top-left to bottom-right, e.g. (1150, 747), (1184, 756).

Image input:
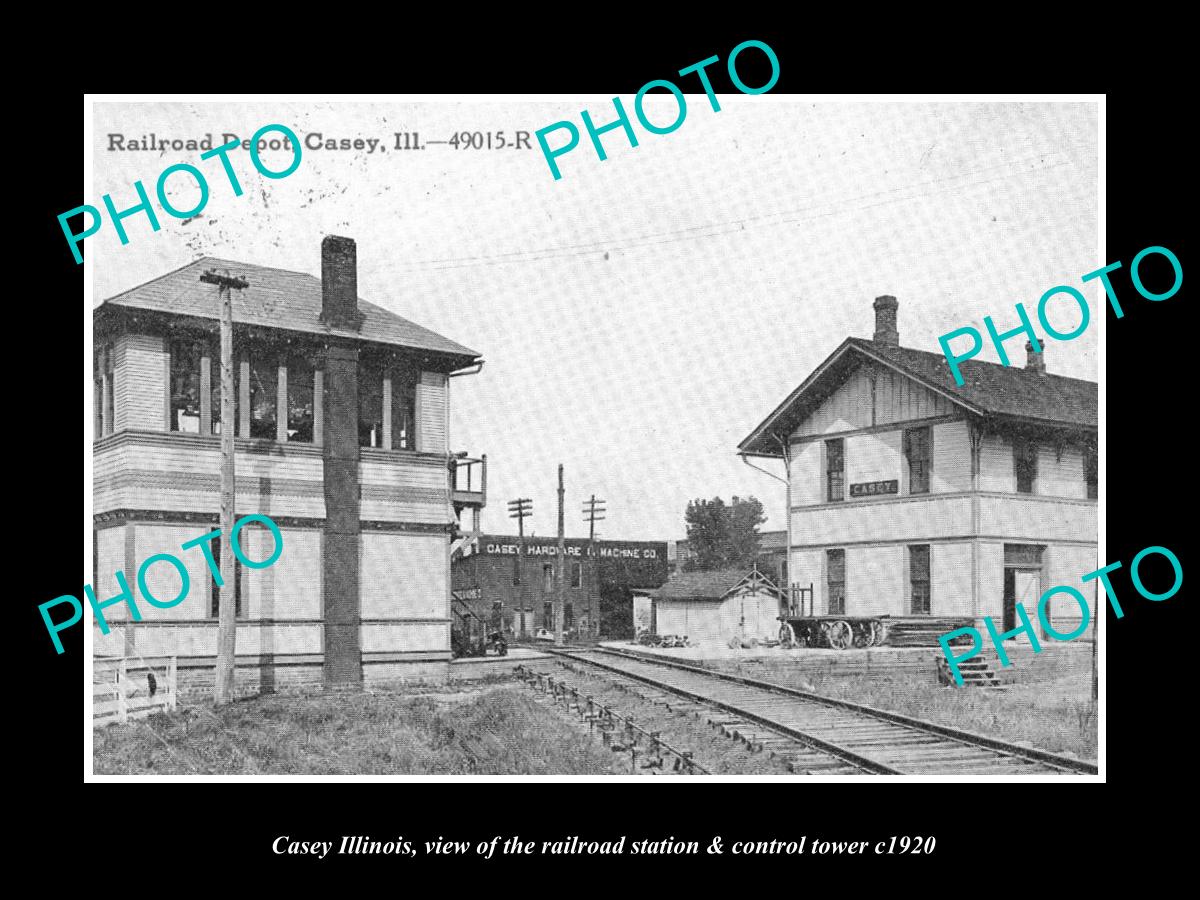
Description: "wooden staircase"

(935, 653), (1005, 688)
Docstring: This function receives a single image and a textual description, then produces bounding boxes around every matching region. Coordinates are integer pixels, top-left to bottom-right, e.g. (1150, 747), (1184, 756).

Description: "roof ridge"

(848, 336), (1097, 387)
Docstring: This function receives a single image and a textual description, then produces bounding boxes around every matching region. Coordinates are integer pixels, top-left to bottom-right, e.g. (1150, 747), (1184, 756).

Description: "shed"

(651, 567), (785, 646)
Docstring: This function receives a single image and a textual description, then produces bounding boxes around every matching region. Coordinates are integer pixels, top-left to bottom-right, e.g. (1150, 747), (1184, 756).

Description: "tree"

(683, 496), (766, 570)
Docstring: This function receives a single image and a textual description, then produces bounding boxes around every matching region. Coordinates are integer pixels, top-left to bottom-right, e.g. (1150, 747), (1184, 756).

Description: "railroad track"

(536, 647), (1096, 776)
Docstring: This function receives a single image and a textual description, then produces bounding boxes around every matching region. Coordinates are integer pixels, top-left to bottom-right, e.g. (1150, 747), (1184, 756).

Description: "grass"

(708, 660), (1097, 760)
(93, 685), (625, 775)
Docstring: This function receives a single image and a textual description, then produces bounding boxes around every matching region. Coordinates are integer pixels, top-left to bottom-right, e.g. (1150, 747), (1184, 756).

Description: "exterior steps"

(935, 654), (1006, 688)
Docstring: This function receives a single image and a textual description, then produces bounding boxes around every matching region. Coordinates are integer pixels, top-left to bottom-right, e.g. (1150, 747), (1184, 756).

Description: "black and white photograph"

(79, 94), (1108, 782)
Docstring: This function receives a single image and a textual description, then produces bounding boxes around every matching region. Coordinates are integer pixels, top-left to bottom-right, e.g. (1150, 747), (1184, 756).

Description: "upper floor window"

(543, 563), (554, 592)
(904, 426), (931, 494)
(94, 343), (115, 436)
(826, 438), (845, 503)
(391, 369), (418, 451)
(571, 562), (582, 589)
(169, 339), (205, 434)
(359, 365), (384, 448)
(360, 361), (421, 450)
(243, 350), (278, 440)
(1014, 437), (1038, 494)
(1084, 444), (1098, 500)
(286, 353), (314, 443)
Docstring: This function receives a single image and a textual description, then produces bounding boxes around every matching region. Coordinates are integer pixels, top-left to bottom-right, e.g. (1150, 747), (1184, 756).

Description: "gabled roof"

(653, 567), (783, 602)
(739, 336), (1097, 457)
(95, 257), (481, 364)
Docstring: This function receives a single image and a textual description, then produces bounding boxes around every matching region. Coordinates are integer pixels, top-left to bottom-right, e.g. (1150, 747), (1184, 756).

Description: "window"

(169, 339), (204, 433)
(94, 346), (106, 436)
(904, 426), (931, 494)
(571, 562), (582, 589)
(826, 438), (845, 502)
(780, 559), (788, 590)
(245, 350), (278, 439)
(564, 603), (574, 630)
(286, 353), (314, 443)
(1085, 444), (1098, 500)
(391, 368), (419, 451)
(543, 601), (554, 630)
(1014, 437), (1038, 494)
(209, 534), (243, 618)
(543, 563), (554, 592)
(826, 549), (846, 615)
(105, 347), (115, 434)
(511, 561), (520, 587)
(909, 545), (931, 615)
(358, 365), (384, 447)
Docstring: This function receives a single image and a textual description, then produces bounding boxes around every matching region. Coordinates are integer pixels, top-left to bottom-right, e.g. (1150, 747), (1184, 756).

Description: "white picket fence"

(93, 655), (177, 726)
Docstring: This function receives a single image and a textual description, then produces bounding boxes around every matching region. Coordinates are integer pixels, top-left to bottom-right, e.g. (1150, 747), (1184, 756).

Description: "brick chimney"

(873, 295), (899, 346)
(320, 235), (363, 686)
(1025, 340), (1046, 375)
(320, 235), (363, 330)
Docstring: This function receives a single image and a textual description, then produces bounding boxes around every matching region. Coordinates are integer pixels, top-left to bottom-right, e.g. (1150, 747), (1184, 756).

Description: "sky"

(90, 99), (1098, 542)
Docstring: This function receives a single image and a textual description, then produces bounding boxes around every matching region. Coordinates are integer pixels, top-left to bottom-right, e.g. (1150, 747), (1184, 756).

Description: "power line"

(365, 151), (1071, 276)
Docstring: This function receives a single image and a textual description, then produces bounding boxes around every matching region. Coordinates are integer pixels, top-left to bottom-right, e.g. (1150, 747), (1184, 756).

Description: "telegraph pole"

(556, 465), (565, 646)
(507, 498), (532, 638)
(582, 494), (606, 640)
(200, 268), (249, 706)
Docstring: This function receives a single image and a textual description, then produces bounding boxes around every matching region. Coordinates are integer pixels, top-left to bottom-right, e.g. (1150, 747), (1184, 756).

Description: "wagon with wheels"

(779, 615), (890, 650)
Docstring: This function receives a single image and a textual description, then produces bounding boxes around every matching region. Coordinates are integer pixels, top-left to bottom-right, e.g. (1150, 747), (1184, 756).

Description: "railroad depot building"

(92, 236), (486, 689)
(451, 535), (668, 639)
(738, 297), (1098, 637)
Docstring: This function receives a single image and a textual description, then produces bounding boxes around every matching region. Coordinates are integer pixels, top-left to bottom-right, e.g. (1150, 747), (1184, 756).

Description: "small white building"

(652, 568), (784, 646)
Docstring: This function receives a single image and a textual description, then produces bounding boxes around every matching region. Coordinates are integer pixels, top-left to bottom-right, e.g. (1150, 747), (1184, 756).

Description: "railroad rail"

(536, 647), (1096, 776)
(515, 665), (709, 774)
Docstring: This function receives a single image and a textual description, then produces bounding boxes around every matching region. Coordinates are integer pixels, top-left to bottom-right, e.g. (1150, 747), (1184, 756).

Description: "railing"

(789, 582), (815, 617)
(93, 655), (177, 726)
(450, 453), (487, 507)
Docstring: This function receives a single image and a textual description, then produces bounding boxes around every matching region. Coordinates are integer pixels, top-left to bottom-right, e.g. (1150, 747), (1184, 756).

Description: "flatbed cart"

(777, 615), (887, 650)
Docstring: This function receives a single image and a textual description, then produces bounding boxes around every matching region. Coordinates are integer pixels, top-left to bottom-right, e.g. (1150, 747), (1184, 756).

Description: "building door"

(1003, 568), (1041, 633)
(826, 549), (846, 615)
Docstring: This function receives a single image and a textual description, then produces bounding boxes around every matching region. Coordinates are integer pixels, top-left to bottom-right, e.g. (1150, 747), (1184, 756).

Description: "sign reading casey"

(849, 480), (898, 498)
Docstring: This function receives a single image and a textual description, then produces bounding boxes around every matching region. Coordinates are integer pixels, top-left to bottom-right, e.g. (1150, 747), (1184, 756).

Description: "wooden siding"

(846, 429), (901, 489)
(789, 441), (823, 506)
(1038, 445), (1088, 500)
(791, 365), (956, 438)
(846, 545), (903, 616)
(656, 589), (782, 646)
(94, 435), (326, 519)
(359, 456), (451, 524)
(360, 531), (448, 619)
(113, 333), (167, 433)
(977, 495), (1096, 544)
(979, 433), (1014, 493)
(931, 421), (971, 493)
(930, 543), (973, 617)
(793, 494), (974, 546)
(417, 371), (448, 454)
(360, 622), (448, 654)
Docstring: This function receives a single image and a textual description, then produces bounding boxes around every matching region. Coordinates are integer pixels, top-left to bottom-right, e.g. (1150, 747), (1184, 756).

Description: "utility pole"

(200, 268), (248, 706)
(556, 465), (565, 646)
(507, 498), (532, 638)
(582, 494), (606, 640)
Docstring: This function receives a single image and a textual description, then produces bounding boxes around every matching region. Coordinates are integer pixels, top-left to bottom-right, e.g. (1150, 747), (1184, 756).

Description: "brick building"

(92, 236), (486, 690)
(738, 297), (1098, 635)
(451, 535), (668, 640)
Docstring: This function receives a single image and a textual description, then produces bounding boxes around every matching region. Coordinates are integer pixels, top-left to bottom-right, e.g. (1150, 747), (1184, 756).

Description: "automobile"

(534, 627), (555, 641)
